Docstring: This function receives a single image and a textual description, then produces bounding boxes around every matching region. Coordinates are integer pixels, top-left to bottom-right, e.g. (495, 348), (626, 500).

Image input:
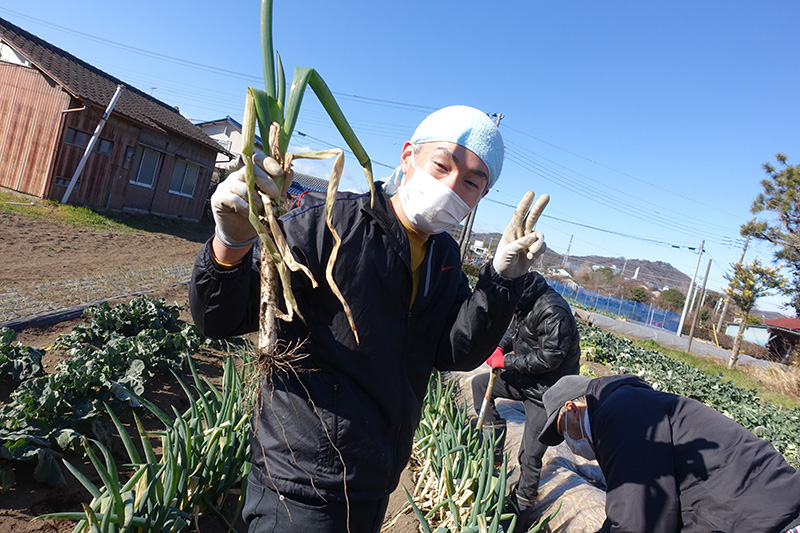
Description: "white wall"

(199, 122), (265, 169)
(724, 324), (770, 346)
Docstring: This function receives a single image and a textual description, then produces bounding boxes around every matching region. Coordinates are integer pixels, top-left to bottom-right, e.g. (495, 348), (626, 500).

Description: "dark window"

(169, 159), (199, 197)
(130, 146), (161, 188)
(64, 127), (113, 155)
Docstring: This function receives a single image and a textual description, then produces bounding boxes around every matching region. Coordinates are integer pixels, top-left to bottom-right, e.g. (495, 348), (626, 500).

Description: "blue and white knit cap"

(385, 105), (504, 196)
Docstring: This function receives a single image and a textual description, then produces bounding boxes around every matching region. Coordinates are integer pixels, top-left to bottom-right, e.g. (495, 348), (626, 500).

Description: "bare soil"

(0, 211), (210, 287)
(0, 212), (417, 532)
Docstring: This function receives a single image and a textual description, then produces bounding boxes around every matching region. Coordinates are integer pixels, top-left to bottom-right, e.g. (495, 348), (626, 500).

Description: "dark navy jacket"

(588, 375), (800, 533)
(190, 183), (524, 501)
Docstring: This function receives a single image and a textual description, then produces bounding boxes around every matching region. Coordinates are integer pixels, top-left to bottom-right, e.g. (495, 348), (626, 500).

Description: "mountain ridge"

(469, 231), (691, 291)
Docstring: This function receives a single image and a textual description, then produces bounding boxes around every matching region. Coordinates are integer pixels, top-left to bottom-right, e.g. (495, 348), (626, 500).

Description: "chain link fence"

(546, 278), (681, 334)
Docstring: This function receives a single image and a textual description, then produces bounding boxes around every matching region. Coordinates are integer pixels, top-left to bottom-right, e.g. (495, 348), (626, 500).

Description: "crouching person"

(539, 374), (800, 533)
(471, 270), (580, 528)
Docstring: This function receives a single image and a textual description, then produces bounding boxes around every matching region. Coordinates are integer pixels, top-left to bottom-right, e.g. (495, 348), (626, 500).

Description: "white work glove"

(211, 154), (285, 249)
(492, 191), (550, 278)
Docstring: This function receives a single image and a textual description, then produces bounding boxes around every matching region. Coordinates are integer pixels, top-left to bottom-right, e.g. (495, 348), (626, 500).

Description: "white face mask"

(397, 152), (472, 234)
(564, 409), (596, 461)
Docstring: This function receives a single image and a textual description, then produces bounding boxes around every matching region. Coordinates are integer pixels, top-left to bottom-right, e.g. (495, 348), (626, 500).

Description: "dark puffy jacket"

(589, 375), (800, 533)
(190, 183), (524, 502)
(498, 272), (581, 406)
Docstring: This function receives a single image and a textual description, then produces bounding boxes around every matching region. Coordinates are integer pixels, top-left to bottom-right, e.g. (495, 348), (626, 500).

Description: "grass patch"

(580, 363), (597, 378)
(631, 338), (800, 409)
(0, 189), (213, 236)
(0, 189), (136, 232)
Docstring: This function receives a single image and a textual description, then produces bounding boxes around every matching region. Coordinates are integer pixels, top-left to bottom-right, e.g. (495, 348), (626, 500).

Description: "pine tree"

(741, 153), (800, 315)
(725, 260), (785, 368)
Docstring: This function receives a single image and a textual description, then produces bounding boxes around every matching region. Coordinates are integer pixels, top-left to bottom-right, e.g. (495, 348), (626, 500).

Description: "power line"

(501, 150), (741, 249)
(4, 7), (754, 268)
(2, 8), (441, 116)
(1, 8), (260, 81)
(502, 137), (742, 237)
(4, 8), (750, 233)
(482, 197), (702, 250)
(502, 121), (746, 222)
(502, 145), (740, 245)
(294, 131), (395, 170)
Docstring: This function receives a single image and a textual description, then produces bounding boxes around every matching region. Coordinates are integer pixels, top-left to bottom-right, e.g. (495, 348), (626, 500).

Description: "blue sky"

(3, 1), (798, 315)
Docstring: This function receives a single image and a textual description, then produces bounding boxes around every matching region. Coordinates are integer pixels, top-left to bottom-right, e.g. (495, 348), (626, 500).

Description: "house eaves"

(195, 115), (264, 149)
(0, 16), (231, 158)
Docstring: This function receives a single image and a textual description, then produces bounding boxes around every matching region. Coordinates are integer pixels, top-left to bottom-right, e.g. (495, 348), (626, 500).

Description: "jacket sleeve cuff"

(200, 237), (256, 280)
(481, 260), (526, 293)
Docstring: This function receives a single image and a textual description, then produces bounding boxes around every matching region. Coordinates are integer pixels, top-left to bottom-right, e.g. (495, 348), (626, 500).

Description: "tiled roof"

(0, 16), (227, 155)
(288, 172), (329, 195)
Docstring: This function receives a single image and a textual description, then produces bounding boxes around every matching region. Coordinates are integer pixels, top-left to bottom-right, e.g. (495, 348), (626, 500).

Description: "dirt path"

(0, 211), (418, 532)
(0, 211), (210, 323)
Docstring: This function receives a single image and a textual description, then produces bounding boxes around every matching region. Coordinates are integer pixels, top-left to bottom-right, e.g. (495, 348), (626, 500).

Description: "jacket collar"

(516, 272), (549, 312)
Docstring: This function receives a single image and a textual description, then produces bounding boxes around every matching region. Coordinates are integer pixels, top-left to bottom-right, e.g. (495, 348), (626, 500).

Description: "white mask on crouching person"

(397, 152), (472, 235)
(564, 409), (596, 461)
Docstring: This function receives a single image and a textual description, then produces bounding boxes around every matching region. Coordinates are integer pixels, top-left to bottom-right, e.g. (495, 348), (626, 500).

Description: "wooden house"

(0, 17), (229, 221)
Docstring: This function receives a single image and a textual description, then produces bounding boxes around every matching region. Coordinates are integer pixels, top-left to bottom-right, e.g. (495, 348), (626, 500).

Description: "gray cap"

(538, 375), (592, 446)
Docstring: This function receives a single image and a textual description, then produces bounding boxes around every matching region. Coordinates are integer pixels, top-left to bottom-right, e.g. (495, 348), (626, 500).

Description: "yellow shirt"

(401, 221), (429, 308)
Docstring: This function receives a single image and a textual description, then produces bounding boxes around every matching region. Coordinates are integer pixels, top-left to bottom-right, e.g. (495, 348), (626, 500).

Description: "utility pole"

(458, 209), (477, 262)
(562, 235), (573, 267)
(459, 113), (503, 261)
(686, 258), (712, 353)
(677, 240), (704, 337)
(716, 229), (752, 334)
(689, 278), (702, 313)
(62, 85), (125, 204)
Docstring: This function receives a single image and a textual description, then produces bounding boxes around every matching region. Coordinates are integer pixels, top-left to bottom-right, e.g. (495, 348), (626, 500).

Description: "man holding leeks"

(190, 105), (549, 532)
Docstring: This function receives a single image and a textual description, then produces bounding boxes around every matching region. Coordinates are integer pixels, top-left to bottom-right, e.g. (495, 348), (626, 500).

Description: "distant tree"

(725, 259), (785, 368)
(627, 286), (648, 303)
(461, 263), (480, 278)
(699, 307), (712, 325)
(740, 153), (800, 315)
(577, 266), (609, 292)
(596, 267), (616, 282)
(745, 314), (763, 325)
(658, 288), (685, 313)
(705, 289), (725, 314)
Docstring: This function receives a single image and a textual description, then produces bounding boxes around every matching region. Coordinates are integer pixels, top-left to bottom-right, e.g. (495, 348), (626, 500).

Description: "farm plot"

(1, 294), (541, 533)
(0, 294), (256, 532)
(2, 212), (797, 532)
(3, 301), (798, 532)
(0, 210), (208, 323)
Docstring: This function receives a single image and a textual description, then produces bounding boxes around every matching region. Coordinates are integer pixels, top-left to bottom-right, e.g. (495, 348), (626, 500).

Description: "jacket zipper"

(394, 238), (428, 484)
(423, 240), (435, 297)
(329, 382), (339, 466)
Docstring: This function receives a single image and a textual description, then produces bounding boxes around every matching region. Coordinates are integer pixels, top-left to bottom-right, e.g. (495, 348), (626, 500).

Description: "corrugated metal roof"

(0, 16), (228, 155)
(764, 317), (800, 331)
